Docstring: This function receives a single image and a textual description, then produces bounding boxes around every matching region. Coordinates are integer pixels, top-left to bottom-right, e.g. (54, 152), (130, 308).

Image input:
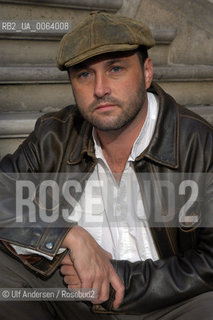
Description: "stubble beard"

(74, 79), (147, 131)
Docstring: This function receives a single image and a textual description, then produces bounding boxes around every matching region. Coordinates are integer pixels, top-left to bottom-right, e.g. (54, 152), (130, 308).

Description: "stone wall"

(0, 0), (212, 158)
(120, 0), (213, 111)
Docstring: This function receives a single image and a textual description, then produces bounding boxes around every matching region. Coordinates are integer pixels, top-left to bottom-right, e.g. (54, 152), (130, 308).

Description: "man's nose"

(94, 73), (111, 98)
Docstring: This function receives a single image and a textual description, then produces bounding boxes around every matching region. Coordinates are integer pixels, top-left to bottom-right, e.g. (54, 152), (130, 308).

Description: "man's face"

(69, 52), (153, 131)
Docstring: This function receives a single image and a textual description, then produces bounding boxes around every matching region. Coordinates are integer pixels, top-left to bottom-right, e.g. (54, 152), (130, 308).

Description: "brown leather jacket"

(0, 82), (212, 314)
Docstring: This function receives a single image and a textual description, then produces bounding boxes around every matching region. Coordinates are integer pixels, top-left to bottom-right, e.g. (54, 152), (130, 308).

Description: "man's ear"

(144, 58), (153, 90)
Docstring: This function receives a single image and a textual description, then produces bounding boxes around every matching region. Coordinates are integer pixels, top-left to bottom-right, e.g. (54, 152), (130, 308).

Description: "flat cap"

(56, 11), (155, 70)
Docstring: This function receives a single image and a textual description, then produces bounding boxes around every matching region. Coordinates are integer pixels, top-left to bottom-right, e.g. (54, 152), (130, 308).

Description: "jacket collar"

(138, 82), (179, 169)
(68, 82), (179, 169)
(67, 115), (94, 165)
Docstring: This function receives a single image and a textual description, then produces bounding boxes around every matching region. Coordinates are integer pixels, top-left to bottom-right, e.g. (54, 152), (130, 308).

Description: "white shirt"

(12, 92), (159, 261)
(76, 92), (159, 261)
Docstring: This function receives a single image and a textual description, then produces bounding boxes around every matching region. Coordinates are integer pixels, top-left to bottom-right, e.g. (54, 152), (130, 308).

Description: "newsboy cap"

(56, 11), (155, 70)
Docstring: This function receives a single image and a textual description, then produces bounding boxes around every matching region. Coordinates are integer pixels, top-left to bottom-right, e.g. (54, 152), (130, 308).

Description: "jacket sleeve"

(92, 221), (213, 314)
(0, 116), (74, 276)
(108, 227), (213, 314)
(93, 150), (213, 314)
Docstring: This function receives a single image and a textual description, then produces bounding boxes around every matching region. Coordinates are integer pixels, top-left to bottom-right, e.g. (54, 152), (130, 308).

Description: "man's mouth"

(95, 103), (116, 111)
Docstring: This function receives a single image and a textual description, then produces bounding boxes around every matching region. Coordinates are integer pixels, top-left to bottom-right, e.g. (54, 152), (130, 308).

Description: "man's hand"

(61, 255), (81, 288)
(61, 226), (125, 308)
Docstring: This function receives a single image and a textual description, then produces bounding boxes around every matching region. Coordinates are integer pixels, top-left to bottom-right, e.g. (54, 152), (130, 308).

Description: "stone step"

(155, 65), (213, 106)
(0, 28), (176, 42)
(1, 105), (212, 159)
(1, 64), (212, 84)
(159, 82), (213, 107)
(0, 0), (122, 11)
(0, 83), (73, 112)
(0, 65), (212, 112)
(0, 112), (40, 138)
(154, 65), (213, 82)
(1, 106), (212, 138)
(0, 29), (176, 66)
(1, 107), (212, 138)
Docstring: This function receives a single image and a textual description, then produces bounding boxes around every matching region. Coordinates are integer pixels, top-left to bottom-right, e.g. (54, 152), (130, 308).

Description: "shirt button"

(45, 242), (53, 250)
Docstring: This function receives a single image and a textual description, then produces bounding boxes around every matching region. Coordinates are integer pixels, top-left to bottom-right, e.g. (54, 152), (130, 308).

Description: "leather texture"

(0, 82), (212, 312)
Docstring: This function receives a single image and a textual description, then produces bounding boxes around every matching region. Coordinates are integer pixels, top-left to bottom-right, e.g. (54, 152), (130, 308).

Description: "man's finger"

(95, 280), (110, 304)
(110, 270), (125, 309)
(61, 254), (73, 265)
(64, 275), (81, 287)
(61, 264), (76, 276)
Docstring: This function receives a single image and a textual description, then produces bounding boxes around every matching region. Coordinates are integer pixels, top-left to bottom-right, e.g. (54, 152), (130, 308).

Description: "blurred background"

(0, 0), (213, 158)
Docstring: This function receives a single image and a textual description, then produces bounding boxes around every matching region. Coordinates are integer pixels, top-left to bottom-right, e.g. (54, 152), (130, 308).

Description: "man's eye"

(78, 71), (90, 78)
(111, 66), (123, 73)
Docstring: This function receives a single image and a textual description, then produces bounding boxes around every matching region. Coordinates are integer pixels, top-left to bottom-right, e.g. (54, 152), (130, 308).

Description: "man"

(0, 11), (212, 320)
